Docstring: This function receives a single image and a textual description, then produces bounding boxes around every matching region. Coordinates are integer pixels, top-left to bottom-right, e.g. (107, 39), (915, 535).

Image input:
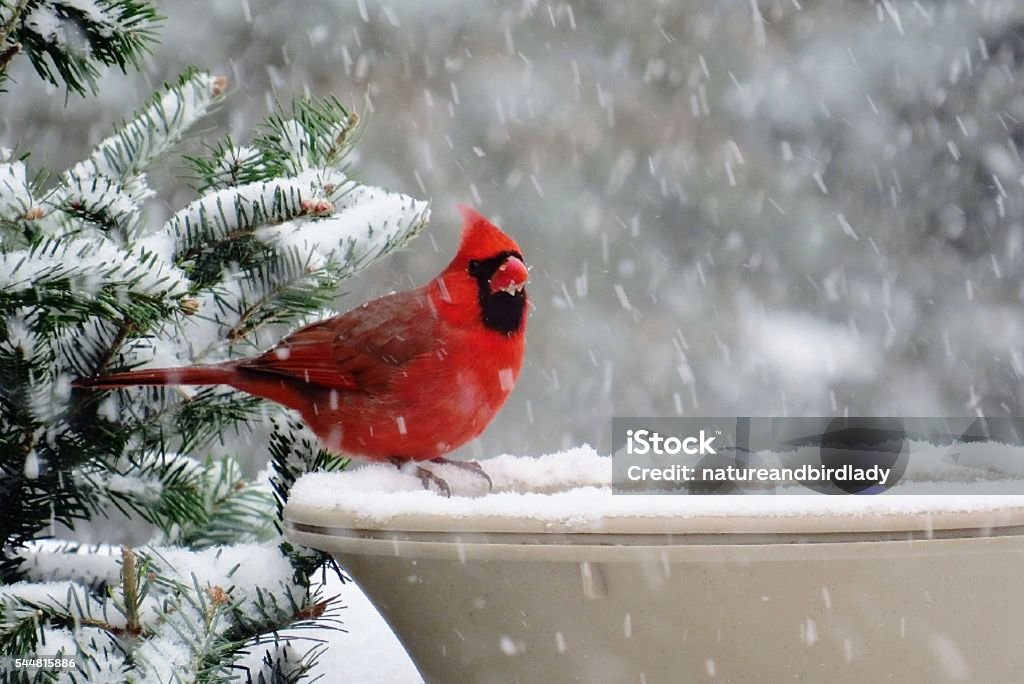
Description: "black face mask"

(468, 251), (527, 335)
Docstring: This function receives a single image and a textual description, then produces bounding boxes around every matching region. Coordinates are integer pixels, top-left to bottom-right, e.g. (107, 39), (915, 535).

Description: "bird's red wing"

(238, 289), (439, 393)
(239, 320), (363, 390)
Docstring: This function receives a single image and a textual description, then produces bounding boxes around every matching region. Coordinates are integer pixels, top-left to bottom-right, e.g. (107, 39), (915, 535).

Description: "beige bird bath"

(284, 448), (1024, 683)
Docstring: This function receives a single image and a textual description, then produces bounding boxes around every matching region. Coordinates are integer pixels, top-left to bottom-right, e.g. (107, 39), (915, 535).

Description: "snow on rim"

(285, 445), (1024, 536)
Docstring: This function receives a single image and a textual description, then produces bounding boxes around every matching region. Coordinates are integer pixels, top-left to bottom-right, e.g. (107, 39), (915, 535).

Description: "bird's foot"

(431, 457), (493, 492)
(415, 466), (452, 497)
(390, 457), (451, 497)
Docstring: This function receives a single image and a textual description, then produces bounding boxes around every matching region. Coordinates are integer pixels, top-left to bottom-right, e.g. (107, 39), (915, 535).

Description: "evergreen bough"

(0, 7), (430, 681)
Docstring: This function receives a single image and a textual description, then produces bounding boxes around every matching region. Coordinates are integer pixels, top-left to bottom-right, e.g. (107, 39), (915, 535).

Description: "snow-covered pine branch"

(0, 235), (189, 435)
(5, 0), (160, 94)
(2, 43), (429, 681)
(148, 97), (429, 358)
(0, 68), (223, 250)
(1, 235), (188, 301)
(186, 97), (360, 191)
(1, 541), (334, 682)
(69, 68), (225, 189)
(254, 97), (360, 176)
(71, 451), (278, 547)
(0, 148), (34, 239)
(50, 68), (225, 244)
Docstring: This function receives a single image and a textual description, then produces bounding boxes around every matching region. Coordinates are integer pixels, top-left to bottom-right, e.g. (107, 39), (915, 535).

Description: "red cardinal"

(73, 205), (529, 495)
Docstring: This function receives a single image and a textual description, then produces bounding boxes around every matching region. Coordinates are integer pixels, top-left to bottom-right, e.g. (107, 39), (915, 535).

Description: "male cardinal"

(73, 205), (529, 495)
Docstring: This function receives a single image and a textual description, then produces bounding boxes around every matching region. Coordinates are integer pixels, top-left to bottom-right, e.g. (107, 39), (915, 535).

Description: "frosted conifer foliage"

(0, 54), (428, 682)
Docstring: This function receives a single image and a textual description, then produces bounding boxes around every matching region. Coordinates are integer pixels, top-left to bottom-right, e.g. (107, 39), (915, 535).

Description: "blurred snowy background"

(6, 0), (1024, 461)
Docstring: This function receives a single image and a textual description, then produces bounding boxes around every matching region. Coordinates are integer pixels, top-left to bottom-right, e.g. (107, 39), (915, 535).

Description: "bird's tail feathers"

(72, 363), (236, 389)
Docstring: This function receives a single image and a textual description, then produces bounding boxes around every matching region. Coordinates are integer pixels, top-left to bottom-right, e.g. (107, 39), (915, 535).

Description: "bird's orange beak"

(488, 255), (528, 295)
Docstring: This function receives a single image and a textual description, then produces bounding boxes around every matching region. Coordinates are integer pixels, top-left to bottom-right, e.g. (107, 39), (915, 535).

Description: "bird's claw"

(390, 456), (491, 496)
(415, 465), (452, 497)
(431, 457), (493, 492)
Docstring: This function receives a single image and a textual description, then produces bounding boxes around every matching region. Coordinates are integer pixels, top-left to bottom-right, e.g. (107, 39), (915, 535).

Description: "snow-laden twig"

(0, 148), (32, 223)
(0, 236), (188, 299)
(67, 69), (224, 189)
(16, 0), (160, 94)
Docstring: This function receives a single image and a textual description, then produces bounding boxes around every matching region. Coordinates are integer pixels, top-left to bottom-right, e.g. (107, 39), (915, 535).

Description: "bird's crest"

(455, 204), (522, 261)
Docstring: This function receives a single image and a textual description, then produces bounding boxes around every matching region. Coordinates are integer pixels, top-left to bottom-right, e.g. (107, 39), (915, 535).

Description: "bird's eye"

(467, 259), (481, 275)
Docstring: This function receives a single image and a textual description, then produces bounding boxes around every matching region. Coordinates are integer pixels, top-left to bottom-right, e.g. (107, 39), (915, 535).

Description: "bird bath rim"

(283, 448), (1024, 560)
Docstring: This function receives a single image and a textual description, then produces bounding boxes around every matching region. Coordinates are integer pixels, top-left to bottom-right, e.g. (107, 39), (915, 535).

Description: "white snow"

(141, 542), (303, 625)
(61, 171), (140, 233)
(13, 543), (422, 682)
(135, 228), (179, 266)
(298, 572), (423, 683)
(1, 308), (38, 357)
(264, 180), (430, 268)
(23, 450), (39, 479)
(34, 626), (76, 658)
(275, 119), (318, 171)
(499, 635), (522, 656)
(150, 174), (427, 363)
(157, 168), (426, 273)
(134, 610), (213, 683)
(67, 71), (221, 185)
(62, 0), (123, 37)
(63, 641), (130, 683)
(160, 175), (335, 250)
(0, 237), (189, 298)
(208, 145), (266, 186)
(23, 5), (64, 44)
(23, 0), (127, 46)
(105, 472), (164, 503)
(21, 541), (122, 586)
(0, 152), (33, 219)
(288, 445), (1024, 530)
(0, 580), (115, 630)
(0, 580), (82, 607)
